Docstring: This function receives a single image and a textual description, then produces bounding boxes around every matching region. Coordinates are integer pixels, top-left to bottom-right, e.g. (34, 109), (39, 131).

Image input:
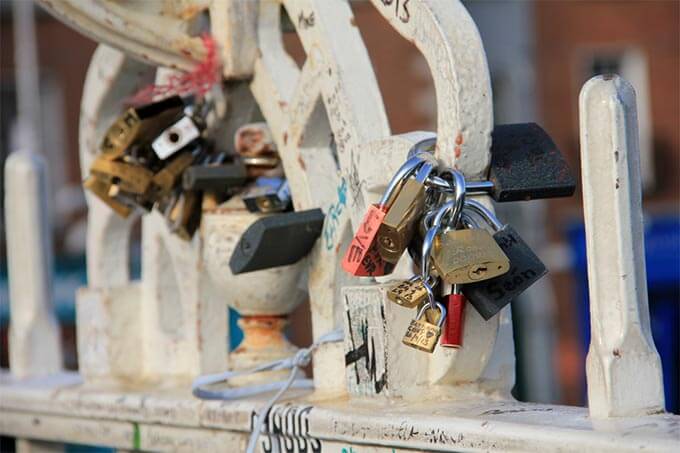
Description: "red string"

(128, 33), (221, 106)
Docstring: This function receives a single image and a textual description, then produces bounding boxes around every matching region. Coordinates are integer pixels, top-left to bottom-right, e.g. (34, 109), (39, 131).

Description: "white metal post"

(579, 75), (665, 418)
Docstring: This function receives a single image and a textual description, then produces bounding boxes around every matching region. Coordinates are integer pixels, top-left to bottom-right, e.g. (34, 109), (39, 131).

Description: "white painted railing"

(1, 1), (676, 452)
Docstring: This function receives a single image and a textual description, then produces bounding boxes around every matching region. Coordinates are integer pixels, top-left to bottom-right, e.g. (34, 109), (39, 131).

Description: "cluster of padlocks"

(83, 95), (293, 239)
(342, 130), (574, 353)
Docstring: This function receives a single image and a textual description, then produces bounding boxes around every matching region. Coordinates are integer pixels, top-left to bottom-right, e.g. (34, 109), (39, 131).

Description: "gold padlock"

(432, 228), (510, 284)
(402, 302), (446, 353)
(377, 160), (436, 263)
(90, 158), (154, 195)
(387, 276), (433, 309)
(167, 191), (203, 240)
(151, 152), (195, 197)
(83, 176), (133, 218)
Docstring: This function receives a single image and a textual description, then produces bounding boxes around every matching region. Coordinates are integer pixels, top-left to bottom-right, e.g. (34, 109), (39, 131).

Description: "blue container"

(567, 215), (679, 414)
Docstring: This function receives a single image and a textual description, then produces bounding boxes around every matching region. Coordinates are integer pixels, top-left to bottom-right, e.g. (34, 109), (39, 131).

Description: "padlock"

(402, 301), (446, 353)
(150, 151), (195, 198)
(167, 190), (203, 240)
(377, 157), (437, 263)
(83, 176), (133, 218)
(341, 153), (432, 277)
(440, 285), (466, 348)
(461, 199), (548, 320)
(229, 209), (325, 274)
(412, 124), (576, 202)
(387, 275), (435, 309)
(432, 227), (510, 284)
(100, 95), (184, 160)
(89, 158), (154, 195)
(182, 162), (248, 192)
(242, 178), (292, 213)
(152, 115), (202, 160)
(488, 123), (576, 201)
(419, 169), (467, 281)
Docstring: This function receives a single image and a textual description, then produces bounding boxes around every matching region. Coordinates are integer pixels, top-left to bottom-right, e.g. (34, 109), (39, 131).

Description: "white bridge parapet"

(2, 1), (677, 452)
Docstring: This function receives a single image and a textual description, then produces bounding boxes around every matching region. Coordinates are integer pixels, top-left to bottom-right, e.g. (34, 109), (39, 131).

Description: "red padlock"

(341, 204), (394, 276)
(440, 285), (466, 348)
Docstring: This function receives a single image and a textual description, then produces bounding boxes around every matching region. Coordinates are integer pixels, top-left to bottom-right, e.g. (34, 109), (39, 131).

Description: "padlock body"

(90, 159), (154, 195)
(463, 225), (547, 320)
(342, 204), (394, 277)
(432, 229), (510, 284)
(440, 293), (466, 348)
(377, 178), (427, 263)
(402, 318), (441, 353)
(387, 278), (429, 308)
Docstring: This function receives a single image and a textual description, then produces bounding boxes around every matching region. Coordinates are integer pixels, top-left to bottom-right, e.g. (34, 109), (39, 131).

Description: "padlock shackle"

(463, 198), (503, 231)
(420, 169), (466, 280)
(416, 301), (447, 329)
(378, 152), (435, 207)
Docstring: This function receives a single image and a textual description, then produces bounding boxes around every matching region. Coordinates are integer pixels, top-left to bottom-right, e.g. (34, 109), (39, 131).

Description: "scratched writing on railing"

(378, 0), (411, 24)
(344, 299), (388, 394)
(324, 178), (348, 250)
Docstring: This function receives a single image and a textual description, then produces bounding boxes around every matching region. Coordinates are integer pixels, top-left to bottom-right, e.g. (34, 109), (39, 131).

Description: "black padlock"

(488, 122), (575, 202)
(460, 199), (547, 320)
(229, 208), (325, 274)
(182, 162), (248, 191)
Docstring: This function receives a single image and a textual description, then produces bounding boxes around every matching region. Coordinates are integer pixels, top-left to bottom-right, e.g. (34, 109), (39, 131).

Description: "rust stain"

(350, 17), (357, 27)
(335, 242), (342, 254)
(454, 146), (462, 158)
(297, 154), (307, 171)
(455, 133), (464, 145)
(278, 100), (288, 109)
(283, 132), (288, 146)
(613, 349), (622, 358)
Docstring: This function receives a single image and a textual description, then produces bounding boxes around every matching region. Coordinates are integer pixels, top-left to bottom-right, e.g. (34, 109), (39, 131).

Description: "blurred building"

(0, 0), (678, 412)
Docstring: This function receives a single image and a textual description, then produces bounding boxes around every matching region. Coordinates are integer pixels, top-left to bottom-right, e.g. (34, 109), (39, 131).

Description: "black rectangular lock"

(489, 123), (575, 202)
(182, 162), (248, 192)
(462, 224), (547, 320)
(229, 209), (325, 274)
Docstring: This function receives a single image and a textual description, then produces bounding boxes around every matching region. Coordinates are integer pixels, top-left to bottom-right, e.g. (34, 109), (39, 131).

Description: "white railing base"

(1, 371), (677, 453)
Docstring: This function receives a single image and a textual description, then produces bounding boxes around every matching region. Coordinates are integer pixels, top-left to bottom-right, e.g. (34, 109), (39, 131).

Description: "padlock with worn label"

(342, 153), (428, 277)
(387, 276), (433, 309)
(432, 228), (510, 284)
(402, 302), (446, 353)
(461, 199), (548, 320)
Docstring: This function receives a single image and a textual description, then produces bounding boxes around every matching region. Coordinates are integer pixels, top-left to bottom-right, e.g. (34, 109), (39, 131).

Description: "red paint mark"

(455, 133), (463, 145)
(454, 146), (462, 158)
(127, 34), (220, 105)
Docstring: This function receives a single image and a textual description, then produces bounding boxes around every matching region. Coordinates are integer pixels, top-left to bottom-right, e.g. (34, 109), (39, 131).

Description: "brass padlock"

(100, 96), (184, 159)
(387, 275), (434, 309)
(167, 190), (202, 240)
(402, 302), (446, 353)
(432, 228), (510, 284)
(377, 158), (437, 263)
(83, 176), (133, 218)
(150, 152), (195, 198)
(89, 158), (154, 195)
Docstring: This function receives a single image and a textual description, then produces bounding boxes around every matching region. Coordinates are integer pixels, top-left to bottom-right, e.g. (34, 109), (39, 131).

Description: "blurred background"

(0, 0), (678, 417)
